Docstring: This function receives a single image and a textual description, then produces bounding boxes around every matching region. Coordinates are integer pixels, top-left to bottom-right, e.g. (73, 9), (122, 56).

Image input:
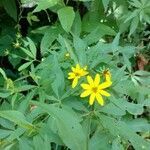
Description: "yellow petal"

(99, 90), (110, 97)
(68, 73), (75, 79)
(80, 90), (91, 97)
(76, 64), (80, 70)
(71, 67), (76, 72)
(81, 84), (90, 89)
(82, 70), (88, 76)
(94, 74), (100, 86)
(87, 76), (94, 85)
(65, 53), (70, 57)
(72, 78), (78, 88)
(68, 76), (74, 79)
(89, 93), (95, 105)
(96, 94), (104, 106)
(99, 81), (112, 89)
(68, 72), (73, 75)
(84, 66), (87, 70)
(105, 74), (111, 82)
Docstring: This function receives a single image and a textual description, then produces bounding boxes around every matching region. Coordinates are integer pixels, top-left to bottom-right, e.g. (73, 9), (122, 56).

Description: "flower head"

(68, 64), (88, 88)
(65, 53), (70, 57)
(80, 74), (112, 106)
(103, 69), (111, 82)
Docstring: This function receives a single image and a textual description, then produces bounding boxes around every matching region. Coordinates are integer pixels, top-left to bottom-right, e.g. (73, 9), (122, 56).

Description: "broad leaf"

(57, 7), (75, 32)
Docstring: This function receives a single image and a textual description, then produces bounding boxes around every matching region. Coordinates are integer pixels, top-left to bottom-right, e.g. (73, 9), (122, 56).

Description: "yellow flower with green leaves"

(68, 64), (88, 88)
(80, 74), (112, 106)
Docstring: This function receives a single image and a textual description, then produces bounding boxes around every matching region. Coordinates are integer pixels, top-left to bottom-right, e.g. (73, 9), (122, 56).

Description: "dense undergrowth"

(0, 0), (150, 150)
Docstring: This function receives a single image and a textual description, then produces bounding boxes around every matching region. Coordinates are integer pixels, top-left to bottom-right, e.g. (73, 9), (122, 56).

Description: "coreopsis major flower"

(68, 64), (88, 88)
(80, 74), (112, 106)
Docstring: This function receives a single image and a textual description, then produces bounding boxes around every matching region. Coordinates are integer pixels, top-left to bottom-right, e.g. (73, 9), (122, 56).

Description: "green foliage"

(0, 0), (150, 150)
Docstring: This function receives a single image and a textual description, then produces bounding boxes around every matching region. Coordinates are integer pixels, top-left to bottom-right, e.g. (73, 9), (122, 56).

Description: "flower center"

(103, 70), (108, 75)
(92, 87), (98, 93)
(75, 72), (80, 77)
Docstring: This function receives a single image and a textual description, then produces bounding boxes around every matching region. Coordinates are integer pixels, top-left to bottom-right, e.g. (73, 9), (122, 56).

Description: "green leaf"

(0, 117), (14, 130)
(18, 61), (33, 71)
(40, 26), (63, 55)
(7, 128), (26, 142)
(20, 47), (35, 59)
(18, 90), (35, 113)
(98, 114), (150, 150)
(27, 37), (37, 59)
(129, 16), (139, 36)
(84, 24), (116, 45)
(0, 91), (11, 98)
(102, 0), (110, 11)
(33, 0), (59, 12)
(111, 98), (144, 115)
(51, 55), (65, 98)
(0, 111), (34, 129)
(89, 130), (112, 150)
(19, 137), (33, 150)
(100, 103), (126, 116)
(112, 138), (124, 150)
(40, 123), (63, 145)
(0, 35), (13, 56)
(112, 32), (120, 50)
(33, 135), (51, 150)
(125, 118), (150, 132)
(57, 7), (75, 32)
(2, 0), (17, 21)
(72, 11), (82, 36)
(31, 101), (87, 150)
(73, 36), (87, 66)
(58, 35), (78, 63)
(0, 68), (7, 80)
(17, 84), (36, 92)
(124, 10), (140, 23)
(0, 129), (12, 139)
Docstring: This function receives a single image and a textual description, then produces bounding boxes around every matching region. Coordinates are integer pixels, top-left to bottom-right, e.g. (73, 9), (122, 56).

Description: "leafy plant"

(0, 0), (150, 150)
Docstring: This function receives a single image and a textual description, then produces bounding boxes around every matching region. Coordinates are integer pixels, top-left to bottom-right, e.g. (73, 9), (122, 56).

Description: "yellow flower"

(103, 70), (111, 82)
(68, 64), (88, 88)
(65, 53), (70, 57)
(80, 74), (112, 106)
